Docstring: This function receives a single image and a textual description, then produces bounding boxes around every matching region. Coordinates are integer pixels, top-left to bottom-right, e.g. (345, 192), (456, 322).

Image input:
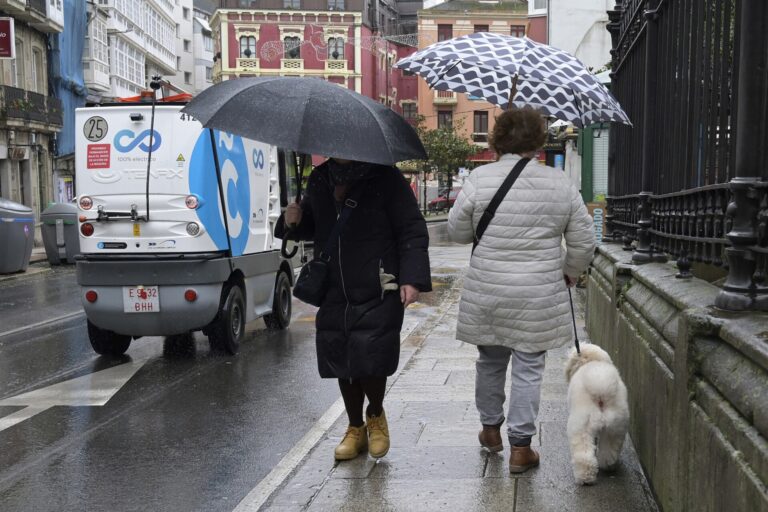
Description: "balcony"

(281, 59), (304, 71)
(472, 132), (489, 146)
(0, 86), (63, 132)
(433, 90), (458, 105)
(83, 60), (111, 93)
(0, 0), (64, 33)
(325, 60), (348, 73)
(236, 58), (260, 73)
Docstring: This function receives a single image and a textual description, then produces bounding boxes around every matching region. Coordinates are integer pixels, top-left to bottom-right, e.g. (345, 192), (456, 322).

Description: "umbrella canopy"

(395, 32), (631, 128)
(181, 77), (427, 166)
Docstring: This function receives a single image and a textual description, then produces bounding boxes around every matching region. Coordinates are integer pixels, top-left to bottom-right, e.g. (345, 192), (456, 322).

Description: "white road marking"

(0, 310), (83, 340)
(0, 406), (52, 432)
(232, 398), (346, 512)
(0, 358), (147, 433)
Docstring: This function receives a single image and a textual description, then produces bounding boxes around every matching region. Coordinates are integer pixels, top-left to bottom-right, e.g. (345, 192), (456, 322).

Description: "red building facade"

(210, 7), (417, 117)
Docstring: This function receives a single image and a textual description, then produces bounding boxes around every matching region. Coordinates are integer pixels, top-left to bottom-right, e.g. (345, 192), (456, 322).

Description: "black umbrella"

(181, 76), (427, 166)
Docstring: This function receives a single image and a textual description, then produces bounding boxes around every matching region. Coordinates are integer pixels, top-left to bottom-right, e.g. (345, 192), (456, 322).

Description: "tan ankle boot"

(478, 424), (503, 452)
(334, 425), (368, 461)
(366, 410), (390, 459)
(509, 445), (540, 474)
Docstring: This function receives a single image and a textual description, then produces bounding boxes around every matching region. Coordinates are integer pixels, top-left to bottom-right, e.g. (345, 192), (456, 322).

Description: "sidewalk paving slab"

(260, 246), (659, 512)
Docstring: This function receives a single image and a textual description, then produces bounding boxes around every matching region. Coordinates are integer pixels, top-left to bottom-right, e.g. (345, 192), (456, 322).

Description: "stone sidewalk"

(260, 246), (659, 511)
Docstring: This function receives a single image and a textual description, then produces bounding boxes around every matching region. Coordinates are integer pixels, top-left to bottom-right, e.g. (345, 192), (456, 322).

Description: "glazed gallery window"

(437, 110), (453, 129)
(327, 37), (344, 60)
(328, 0), (344, 9)
(283, 0), (300, 8)
(437, 24), (453, 42)
(284, 36), (301, 59)
(240, 36), (256, 58)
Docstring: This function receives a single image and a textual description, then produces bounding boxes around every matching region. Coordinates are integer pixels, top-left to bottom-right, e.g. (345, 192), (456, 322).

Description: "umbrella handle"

(281, 228), (299, 259)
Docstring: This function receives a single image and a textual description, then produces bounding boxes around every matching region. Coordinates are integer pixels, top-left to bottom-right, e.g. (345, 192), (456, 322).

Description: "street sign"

(0, 18), (15, 59)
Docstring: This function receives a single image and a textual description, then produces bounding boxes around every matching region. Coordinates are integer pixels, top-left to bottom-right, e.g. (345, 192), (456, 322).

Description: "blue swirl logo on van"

(113, 129), (162, 153)
(253, 149), (265, 169)
(189, 130), (250, 256)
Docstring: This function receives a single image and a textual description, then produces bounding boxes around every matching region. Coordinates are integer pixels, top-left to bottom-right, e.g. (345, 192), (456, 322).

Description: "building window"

(327, 37), (344, 60)
(176, 56), (181, 70)
(437, 110), (453, 129)
(328, 0), (344, 9)
(437, 24), (453, 42)
(32, 49), (43, 93)
(510, 25), (525, 37)
(204, 34), (213, 52)
(206, 67), (212, 80)
(184, 39), (191, 52)
(283, 0), (300, 8)
(176, 23), (180, 37)
(240, 36), (256, 58)
(112, 37), (145, 89)
(474, 110), (488, 135)
(184, 71), (191, 84)
(183, 7), (190, 19)
(14, 40), (23, 88)
(533, 0), (547, 9)
(284, 36), (301, 59)
(402, 103), (417, 120)
(402, 69), (415, 76)
(474, 24), (489, 33)
(88, 17), (109, 75)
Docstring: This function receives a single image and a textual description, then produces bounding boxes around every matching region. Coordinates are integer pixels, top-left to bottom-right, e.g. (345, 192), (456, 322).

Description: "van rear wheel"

(87, 320), (132, 356)
(208, 285), (245, 355)
(264, 272), (292, 330)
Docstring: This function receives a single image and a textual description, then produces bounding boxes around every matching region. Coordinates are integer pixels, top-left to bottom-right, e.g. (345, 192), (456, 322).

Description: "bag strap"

(473, 157), (531, 252)
(318, 186), (365, 261)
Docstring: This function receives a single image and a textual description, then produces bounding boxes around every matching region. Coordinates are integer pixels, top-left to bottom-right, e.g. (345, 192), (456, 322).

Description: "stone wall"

(586, 244), (768, 512)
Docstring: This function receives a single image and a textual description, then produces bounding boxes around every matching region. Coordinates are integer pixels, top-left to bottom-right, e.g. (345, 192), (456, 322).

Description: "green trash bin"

(0, 198), (34, 273)
(41, 203), (80, 264)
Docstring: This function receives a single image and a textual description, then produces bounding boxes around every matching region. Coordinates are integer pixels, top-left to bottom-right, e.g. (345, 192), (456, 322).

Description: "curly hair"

(489, 107), (547, 155)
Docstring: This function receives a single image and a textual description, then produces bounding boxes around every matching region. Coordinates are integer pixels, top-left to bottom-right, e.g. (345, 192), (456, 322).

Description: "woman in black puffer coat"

(276, 158), (431, 461)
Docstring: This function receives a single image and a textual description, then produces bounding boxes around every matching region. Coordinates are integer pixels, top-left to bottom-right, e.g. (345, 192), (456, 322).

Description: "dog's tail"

(582, 363), (621, 410)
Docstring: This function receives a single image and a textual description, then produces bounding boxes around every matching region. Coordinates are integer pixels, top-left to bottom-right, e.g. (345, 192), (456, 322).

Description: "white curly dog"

(564, 344), (629, 485)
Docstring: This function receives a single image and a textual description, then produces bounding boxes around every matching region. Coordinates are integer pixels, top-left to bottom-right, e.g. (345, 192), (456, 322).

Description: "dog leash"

(568, 287), (581, 355)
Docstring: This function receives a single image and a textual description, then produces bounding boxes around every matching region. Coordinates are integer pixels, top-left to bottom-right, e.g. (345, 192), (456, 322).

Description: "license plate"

(123, 286), (160, 313)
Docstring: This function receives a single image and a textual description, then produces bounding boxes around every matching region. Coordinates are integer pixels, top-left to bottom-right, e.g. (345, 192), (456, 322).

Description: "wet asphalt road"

(0, 222), (453, 512)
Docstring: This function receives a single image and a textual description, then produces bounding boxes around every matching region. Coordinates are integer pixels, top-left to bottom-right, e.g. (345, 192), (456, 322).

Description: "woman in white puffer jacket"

(448, 107), (596, 474)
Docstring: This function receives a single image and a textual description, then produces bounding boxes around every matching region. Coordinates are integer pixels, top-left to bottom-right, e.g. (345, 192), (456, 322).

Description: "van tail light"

(184, 289), (197, 302)
(79, 196), (93, 210)
(85, 290), (98, 303)
(81, 223), (94, 237)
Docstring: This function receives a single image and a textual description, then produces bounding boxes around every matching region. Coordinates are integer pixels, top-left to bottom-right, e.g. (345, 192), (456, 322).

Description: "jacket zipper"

(327, 176), (351, 340)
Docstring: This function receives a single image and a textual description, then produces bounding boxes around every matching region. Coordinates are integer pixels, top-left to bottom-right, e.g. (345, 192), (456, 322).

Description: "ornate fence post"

(604, 4), (623, 243)
(715, 0), (768, 310)
(633, 0), (666, 264)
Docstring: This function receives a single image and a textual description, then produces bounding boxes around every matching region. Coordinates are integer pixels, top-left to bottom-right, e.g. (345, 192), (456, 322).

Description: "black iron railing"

(27, 0), (46, 15)
(0, 86), (64, 128)
(606, 0), (768, 310)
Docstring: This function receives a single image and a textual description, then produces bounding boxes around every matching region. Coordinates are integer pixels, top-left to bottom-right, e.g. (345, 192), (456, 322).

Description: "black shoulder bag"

(293, 192), (362, 307)
(472, 157), (531, 252)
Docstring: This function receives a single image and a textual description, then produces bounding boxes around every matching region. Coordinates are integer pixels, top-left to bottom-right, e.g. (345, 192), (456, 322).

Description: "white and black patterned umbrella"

(395, 32), (631, 127)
